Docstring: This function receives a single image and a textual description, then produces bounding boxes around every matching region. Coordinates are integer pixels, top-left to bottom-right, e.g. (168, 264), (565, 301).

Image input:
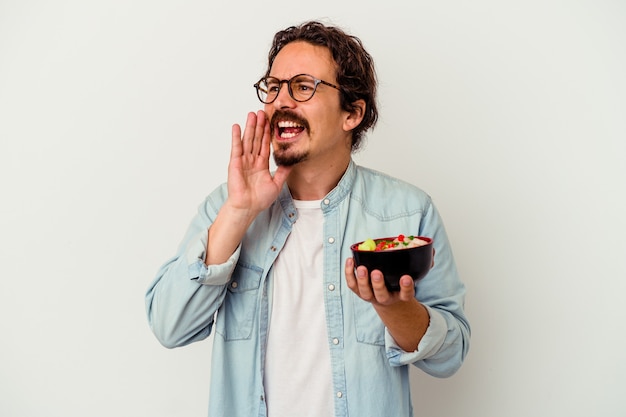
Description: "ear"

(343, 99), (366, 132)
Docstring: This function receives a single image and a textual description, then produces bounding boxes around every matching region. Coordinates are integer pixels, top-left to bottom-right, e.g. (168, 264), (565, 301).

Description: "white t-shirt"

(263, 199), (334, 417)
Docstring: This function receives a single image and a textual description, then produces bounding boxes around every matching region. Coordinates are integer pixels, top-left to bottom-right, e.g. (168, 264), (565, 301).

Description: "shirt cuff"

(184, 229), (241, 286)
(386, 305), (448, 366)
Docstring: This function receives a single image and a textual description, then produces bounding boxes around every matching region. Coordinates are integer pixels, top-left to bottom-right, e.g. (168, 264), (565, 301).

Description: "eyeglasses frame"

(253, 73), (341, 104)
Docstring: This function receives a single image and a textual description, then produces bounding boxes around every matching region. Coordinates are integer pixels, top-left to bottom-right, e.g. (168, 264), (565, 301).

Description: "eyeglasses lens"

(257, 75), (317, 103)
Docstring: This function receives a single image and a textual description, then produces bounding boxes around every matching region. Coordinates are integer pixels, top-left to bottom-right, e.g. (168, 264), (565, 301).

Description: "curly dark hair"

(265, 21), (378, 151)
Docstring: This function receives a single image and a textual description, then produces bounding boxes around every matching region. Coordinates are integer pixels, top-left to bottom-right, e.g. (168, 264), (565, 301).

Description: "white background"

(1, 1), (625, 416)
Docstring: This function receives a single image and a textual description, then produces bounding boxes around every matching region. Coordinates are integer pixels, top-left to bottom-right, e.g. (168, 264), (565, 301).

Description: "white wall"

(1, 1), (624, 416)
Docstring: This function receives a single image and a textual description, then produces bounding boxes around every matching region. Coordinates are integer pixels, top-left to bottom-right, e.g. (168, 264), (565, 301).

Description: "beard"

(272, 142), (309, 166)
(270, 109), (311, 167)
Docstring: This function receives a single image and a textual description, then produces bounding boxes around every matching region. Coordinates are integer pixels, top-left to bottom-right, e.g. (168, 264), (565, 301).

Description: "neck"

(286, 157), (350, 200)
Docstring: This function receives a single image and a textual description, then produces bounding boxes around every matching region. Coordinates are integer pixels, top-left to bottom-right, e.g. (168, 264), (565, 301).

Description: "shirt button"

(336, 391), (343, 398)
(323, 198), (330, 205)
(328, 237), (335, 244)
(328, 284), (335, 291)
(231, 281), (238, 288)
(332, 338), (340, 345)
(270, 246), (277, 251)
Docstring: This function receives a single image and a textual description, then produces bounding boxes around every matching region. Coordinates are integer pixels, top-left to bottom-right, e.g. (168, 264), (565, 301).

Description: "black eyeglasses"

(253, 73), (340, 104)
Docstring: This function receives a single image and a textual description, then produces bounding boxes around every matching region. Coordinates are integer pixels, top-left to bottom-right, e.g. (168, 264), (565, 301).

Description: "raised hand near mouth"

(204, 110), (292, 265)
(228, 110), (292, 213)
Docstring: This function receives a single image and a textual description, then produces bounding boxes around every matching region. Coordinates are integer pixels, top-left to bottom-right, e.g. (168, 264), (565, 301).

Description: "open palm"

(227, 111), (291, 214)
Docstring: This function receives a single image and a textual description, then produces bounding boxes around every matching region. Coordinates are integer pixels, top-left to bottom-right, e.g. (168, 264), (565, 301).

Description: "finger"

(355, 266), (375, 301)
(370, 270), (391, 303)
(258, 111), (272, 159)
(231, 123), (243, 158)
(398, 275), (416, 302)
(241, 112), (257, 154)
(250, 110), (266, 156)
(344, 258), (359, 292)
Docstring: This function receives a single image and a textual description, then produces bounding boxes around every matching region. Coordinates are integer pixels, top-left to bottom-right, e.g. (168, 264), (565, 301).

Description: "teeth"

(277, 119), (303, 139)
(277, 120), (302, 128)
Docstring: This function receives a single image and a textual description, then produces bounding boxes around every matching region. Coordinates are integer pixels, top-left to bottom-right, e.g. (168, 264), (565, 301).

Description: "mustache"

(270, 110), (310, 132)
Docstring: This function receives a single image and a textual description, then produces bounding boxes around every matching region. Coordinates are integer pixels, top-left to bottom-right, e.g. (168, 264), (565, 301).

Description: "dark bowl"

(350, 236), (433, 291)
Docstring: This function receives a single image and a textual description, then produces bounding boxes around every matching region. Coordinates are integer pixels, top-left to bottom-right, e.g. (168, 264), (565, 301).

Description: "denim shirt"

(146, 160), (470, 417)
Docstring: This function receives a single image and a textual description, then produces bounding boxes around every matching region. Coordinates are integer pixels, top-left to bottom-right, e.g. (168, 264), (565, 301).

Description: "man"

(146, 20), (470, 417)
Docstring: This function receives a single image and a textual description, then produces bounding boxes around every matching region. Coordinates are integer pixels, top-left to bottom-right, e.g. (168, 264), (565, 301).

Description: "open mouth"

(271, 110), (309, 140)
(277, 120), (305, 139)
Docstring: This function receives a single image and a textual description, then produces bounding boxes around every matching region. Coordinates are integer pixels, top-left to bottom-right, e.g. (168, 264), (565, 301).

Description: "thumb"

(272, 165), (292, 189)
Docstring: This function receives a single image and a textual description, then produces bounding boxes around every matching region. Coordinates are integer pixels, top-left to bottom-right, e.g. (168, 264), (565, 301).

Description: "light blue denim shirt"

(146, 160), (470, 417)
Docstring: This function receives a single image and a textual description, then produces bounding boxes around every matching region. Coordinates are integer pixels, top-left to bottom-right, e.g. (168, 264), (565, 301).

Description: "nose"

(272, 82), (296, 109)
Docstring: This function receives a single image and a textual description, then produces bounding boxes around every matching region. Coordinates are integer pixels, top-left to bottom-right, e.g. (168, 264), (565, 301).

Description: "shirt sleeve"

(145, 185), (241, 348)
(385, 305), (448, 366)
(186, 228), (241, 286)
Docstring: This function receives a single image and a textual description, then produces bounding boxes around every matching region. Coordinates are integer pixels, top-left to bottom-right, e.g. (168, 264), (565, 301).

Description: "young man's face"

(264, 41), (353, 167)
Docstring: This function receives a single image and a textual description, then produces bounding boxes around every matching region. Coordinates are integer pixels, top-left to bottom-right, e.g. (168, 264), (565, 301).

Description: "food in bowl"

(357, 234), (429, 251)
(350, 235), (433, 291)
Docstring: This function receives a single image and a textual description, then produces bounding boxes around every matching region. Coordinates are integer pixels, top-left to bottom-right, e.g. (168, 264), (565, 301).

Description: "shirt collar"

(277, 159), (356, 214)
